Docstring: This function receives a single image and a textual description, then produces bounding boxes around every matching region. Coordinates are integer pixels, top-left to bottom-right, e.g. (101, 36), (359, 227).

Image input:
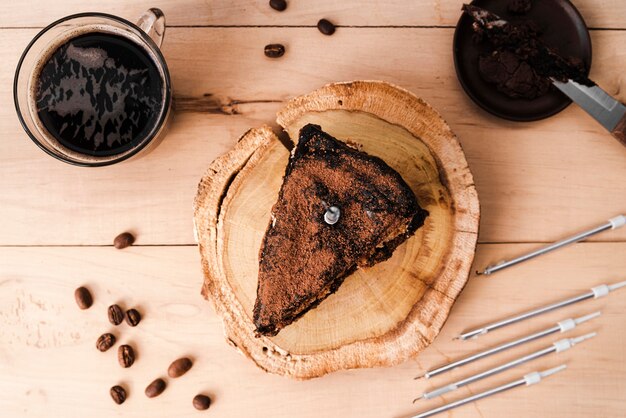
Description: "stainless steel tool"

(553, 80), (626, 146)
(457, 280), (625, 340)
(416, 311), (599, 380)
(414, 333), (594, 402)
(478, 215), (625, 276)
(410, 365), (567, 418)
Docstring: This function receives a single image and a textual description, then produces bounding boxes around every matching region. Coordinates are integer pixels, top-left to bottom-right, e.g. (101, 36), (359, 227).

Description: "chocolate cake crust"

(253, 124), (428, 336)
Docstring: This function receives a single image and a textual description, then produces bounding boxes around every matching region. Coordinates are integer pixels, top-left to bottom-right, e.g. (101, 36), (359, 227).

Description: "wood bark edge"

(195, 81), (480, 379)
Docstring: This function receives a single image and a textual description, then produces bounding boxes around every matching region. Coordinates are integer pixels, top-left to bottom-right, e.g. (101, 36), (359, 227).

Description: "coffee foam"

(27, 23), (168, 163)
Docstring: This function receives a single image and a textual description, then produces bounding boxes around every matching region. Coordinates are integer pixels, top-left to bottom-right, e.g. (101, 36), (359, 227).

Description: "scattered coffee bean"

(264, 44), (285, 58)
(118, 344), (135, 368)
(317, 18), (336, 36)
(168, 357), (193, 378)
(125, 308), (141, 327)
(110, 385), (127, 405)
(74, 286), (93, 310)
(108, 304), (124, 326)
(96, 333), (116, 352)
(145, 378), (166, 398)
(269, 0), (287, 11)
(193, 394), (212, 410)
(113, 232), (135, 249)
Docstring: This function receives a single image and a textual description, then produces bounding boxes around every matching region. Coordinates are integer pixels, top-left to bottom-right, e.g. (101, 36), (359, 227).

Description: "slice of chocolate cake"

(253, 124), (428, 337)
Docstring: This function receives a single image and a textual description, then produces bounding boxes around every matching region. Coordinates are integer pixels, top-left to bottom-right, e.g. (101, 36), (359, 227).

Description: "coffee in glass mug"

(14, 10), (172, 166)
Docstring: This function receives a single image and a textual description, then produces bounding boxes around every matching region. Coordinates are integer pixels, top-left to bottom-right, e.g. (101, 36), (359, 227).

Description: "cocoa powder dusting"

(253, 124), (428, 336)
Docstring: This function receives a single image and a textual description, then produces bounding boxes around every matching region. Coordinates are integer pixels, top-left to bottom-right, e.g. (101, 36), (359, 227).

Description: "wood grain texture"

(195, 82), (479, 378)
(1, 1), (626, 415)
(1, 243), (624, 417)
(1, 28), (626, 245)
(1, 0), (626, 29)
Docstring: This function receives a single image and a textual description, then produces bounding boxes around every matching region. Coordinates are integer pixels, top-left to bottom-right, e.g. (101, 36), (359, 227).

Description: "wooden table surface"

(1, 1), (625, 417)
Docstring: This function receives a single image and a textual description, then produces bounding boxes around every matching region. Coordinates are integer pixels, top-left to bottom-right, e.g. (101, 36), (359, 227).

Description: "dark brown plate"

(453, 0), (592, 121)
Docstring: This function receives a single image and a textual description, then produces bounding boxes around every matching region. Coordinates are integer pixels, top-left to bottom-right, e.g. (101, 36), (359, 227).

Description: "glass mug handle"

(136, 8), (166, 48)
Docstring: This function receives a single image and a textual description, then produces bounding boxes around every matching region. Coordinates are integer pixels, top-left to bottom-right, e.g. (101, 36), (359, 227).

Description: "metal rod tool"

(457, 280), (626, 340)
(416, 311), (599, 380)
(410, 365), (567, 418)
(414, 333), (594, 402)
(478, 215), (625, 276)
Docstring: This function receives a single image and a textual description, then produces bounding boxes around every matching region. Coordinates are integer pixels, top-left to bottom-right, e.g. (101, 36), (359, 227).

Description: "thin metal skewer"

(410, 365), (567, 418)
(478, 215), (625, 276)
(457, 280), (626, 340)
(416, 311), (599, 380)
(414, 333), (594, 402)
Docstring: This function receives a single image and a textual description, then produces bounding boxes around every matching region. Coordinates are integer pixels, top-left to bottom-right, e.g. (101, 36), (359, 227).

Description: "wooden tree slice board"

(194, 81), (479, 379)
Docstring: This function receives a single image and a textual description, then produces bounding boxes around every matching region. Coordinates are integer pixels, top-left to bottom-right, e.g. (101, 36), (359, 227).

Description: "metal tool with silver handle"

(552, 80), (626, 147)
(417, 311), (599, 380)
(457, 280), (626, 340)
(478, 215), (626, 276)
(411, 365), (567, 418)
(414, 333), (594, 402)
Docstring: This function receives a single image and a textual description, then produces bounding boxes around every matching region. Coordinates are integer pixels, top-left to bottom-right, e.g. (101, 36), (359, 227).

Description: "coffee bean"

(74, 286), (93, 310)
(145, 378), (166, 398)
(125, 308), (141, 327)
(193, 394), (212, 410)
(110, 385), (126, 405)
(317, 18), (336, 36)
(168, 357), (193, 378)
(118, 344), (135, 368)
(264, 44), (285, 58)
(96, 333), (116, 352)
(113, 232), (135, 249)
(269, 0), (287, 11)
(108, 304), (124, 326)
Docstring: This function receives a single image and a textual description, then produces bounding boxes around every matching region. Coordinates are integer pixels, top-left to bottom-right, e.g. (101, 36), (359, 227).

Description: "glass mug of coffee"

(14, 9), (172, 166)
